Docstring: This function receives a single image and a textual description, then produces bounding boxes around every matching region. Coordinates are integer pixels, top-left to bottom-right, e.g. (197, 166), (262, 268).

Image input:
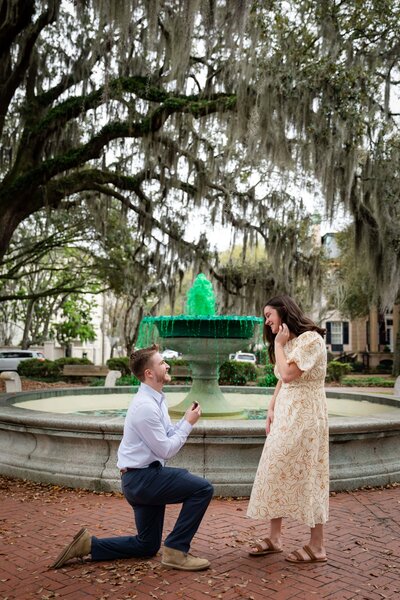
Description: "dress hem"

(246, 511), (329, 529)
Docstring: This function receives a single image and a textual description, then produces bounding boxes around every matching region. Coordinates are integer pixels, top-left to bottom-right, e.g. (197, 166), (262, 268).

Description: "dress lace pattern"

(247, 330), (329, 527)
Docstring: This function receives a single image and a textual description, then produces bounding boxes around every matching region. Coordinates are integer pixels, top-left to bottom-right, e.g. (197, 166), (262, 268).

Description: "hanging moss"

(1, 0), (399, 305)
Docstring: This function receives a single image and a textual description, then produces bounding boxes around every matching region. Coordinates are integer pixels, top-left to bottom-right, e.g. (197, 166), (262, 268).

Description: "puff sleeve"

(287, 331), (323, 373)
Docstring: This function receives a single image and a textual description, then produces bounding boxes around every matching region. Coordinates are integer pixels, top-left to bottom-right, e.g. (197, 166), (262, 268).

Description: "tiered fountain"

(138, 274), (262, 417)
(1, 274), (399, 495)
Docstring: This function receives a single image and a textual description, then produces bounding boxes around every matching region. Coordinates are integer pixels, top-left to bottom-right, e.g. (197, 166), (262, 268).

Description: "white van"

(232, 352), (257, 364)
(0, 350), (45, 372)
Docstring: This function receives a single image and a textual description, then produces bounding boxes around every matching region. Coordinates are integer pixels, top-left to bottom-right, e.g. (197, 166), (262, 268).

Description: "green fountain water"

(186, 273), (216, 316)
(137, 274), (262, 417)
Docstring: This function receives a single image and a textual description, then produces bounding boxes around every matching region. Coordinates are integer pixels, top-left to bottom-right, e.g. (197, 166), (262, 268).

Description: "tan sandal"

(248, 537), (283, 556)
(285, 545), (327, 564)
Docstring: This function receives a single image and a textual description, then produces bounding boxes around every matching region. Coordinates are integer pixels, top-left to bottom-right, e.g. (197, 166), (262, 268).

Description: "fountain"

(137, 274), (262, 417)
(0, 273), (399, 495)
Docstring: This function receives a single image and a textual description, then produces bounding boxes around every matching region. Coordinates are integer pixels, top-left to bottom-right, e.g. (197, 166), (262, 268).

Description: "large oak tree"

(1, 0), (400, 308)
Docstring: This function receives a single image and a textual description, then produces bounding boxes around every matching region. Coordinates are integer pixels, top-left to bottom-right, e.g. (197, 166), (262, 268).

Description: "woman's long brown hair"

(264, 295), (325, 363)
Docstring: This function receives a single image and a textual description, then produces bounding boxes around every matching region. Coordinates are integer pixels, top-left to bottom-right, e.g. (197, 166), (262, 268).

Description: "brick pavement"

(0, 476), (399, 600)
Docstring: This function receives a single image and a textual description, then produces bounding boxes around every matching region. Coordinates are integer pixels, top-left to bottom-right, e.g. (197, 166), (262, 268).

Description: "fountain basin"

(144, 315), (262, 338)
(0, 387), (399, 495)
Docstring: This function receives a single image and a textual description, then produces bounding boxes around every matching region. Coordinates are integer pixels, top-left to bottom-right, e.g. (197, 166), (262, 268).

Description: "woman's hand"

(275, 323), (290, 347)
(266, 407), (274, 434)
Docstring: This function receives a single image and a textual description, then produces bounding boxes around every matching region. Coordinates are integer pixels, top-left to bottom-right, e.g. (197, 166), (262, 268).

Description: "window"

(331, 322), (342, 345)
(326, 321), (349, 352)
(0, 351), (36, 358)
(384, 316), (394, 351)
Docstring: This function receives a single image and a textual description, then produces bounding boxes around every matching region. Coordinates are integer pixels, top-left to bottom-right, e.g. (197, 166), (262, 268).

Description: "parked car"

(232, 352), (257, 364)
(161, 348), (180, 360)
(0, 350), (45, 372)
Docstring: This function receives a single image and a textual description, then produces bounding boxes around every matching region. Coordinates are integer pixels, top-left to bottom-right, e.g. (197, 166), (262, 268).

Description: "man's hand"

(184, 402), (201, 425)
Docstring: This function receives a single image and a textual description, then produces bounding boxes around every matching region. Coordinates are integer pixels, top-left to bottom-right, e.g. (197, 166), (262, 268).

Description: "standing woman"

(247, 295), (329, 564)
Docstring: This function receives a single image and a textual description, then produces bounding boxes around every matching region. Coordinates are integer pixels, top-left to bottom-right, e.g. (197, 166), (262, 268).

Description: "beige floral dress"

(247, 330), (329, 528)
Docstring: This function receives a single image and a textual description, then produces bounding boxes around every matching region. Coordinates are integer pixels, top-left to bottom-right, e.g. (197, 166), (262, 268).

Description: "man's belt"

(120, 460), (161, 475)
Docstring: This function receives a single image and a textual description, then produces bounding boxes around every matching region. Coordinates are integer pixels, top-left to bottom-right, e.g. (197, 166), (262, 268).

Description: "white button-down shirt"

(117, 382), (193, 469)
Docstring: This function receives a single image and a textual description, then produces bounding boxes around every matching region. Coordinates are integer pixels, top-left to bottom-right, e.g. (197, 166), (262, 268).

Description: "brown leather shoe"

(161, 546), (210, 571)
(51, 528), (91, 569)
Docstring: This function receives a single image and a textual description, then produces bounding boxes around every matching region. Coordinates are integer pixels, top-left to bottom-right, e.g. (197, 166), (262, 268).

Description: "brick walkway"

(0, 477), (399, 600)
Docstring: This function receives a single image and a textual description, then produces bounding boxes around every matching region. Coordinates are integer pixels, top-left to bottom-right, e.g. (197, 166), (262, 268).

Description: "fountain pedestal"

(166, 337), (246, 417)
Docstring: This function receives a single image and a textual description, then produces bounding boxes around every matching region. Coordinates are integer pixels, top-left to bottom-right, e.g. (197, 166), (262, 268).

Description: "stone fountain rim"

(1, 386), (399, 436)
(1, 386), (400, 495)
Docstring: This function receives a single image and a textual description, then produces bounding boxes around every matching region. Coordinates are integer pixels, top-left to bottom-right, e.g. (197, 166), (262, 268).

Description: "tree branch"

(0, 0), (35, 54)
(5, 92), (235, 197)
(0, 0), (60, 135)
(0, 282), (108, 303)
(35, 38), (111, 109)
(31, 77), (235, 140)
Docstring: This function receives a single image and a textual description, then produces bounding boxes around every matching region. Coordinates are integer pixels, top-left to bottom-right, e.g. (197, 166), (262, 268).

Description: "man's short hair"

(129, 344), (159, 381)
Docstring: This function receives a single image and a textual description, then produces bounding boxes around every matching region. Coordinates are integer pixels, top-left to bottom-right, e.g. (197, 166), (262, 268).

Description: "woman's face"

(264, 305), (282, 334)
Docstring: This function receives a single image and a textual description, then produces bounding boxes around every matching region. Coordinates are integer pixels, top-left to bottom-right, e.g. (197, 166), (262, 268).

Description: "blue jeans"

(91, 462), (214, 560)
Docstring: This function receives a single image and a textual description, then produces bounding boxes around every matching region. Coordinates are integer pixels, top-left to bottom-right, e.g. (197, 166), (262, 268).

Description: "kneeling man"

(51, 344), (213, 571)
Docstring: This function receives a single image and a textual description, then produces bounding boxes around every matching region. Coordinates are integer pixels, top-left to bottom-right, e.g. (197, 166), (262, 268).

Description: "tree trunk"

(393, 325), (400, 377)
(0, 213), (19, 262)
(21, 298), (35, 348)
(124, 305), (143, 356)
(0, 197), (36, 262)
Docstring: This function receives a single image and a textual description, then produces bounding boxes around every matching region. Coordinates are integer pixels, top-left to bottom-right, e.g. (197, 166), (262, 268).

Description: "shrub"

(257, 374), (276, 387)
(219, 361), (247, 385)
(18, 356), (94, 380)
(326, 360), (352, 382)
(90, 373), (141, 386)
(89, 377), (106, 387)
(256, 361), (278, 387)
(376, 359), (393, 374)
(164, 358), (189, 367)
(254, 348), (269, 365)
(218, 360), (256, 385)
(115, 374), (141, 386)
(106, 356), (130, 376)
(376, 365), (392, 374)
(350, 362), (365, 373)
(238, 362), (258, 382)
(255, 365), (266, 378)
(18, 359), (60, 379)
(54, 357), (93, 366)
